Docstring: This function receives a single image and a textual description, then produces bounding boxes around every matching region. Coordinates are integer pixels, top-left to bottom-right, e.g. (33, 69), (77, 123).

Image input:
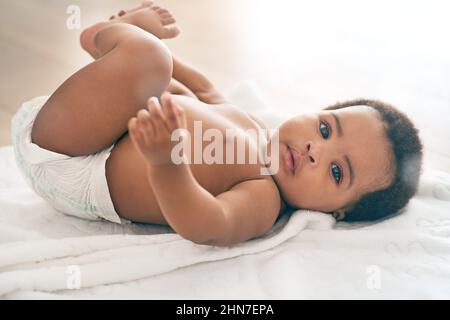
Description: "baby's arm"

(172, 56), (227, 104)
(167, 78), (197, 98)
(128, 93), (280, 246)
(148, 161), (280, 246)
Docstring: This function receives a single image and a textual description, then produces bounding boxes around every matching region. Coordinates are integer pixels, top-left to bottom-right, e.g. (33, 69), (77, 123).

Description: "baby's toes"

(156, 8), (174, 22)
(141, 0), (154, 7)
(162, 16), (176, 26)
(152, 5), (161, 12)
(157, 8), (170, 16)
(161, 25), (180, 38)
(153, 6), (174, 16)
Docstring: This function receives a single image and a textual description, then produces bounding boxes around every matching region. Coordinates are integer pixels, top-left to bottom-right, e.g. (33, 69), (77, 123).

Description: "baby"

(12, 1), (423, 246)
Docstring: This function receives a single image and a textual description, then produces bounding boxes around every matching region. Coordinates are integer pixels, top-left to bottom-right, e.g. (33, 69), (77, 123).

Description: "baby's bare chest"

(107, 96), (276, 223)
(173, 95), (270, 193)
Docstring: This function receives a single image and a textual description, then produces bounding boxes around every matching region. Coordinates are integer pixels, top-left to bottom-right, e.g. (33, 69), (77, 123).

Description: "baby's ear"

(332, 209), (346, 221)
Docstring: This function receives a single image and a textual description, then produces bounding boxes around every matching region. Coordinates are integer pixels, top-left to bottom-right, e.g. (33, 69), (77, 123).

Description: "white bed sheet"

(1, 82), (450, 299)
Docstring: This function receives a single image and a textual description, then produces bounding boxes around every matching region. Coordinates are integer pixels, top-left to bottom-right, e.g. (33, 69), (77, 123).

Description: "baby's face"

(270, 106), (394, 218)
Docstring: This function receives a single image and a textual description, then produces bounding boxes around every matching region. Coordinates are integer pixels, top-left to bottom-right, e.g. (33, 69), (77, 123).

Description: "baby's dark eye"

(319, 121), (330, 139)
(331, 163), (342, 184)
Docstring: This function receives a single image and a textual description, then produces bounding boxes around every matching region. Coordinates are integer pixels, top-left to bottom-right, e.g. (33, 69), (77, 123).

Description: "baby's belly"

(105, 135), (168, 224)
(105, 133), (254, 225)
(105, 95), (267, 224)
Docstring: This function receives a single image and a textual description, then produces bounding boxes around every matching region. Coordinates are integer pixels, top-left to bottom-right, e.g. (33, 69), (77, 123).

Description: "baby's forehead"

(321, 105), (384, 129)
(333, 107), (394, 190)
(322, 105), (377, 117)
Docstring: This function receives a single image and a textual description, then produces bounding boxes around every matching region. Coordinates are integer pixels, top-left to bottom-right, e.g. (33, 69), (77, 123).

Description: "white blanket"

(0, 143), (334, 298)
(1, 82), (450, 299)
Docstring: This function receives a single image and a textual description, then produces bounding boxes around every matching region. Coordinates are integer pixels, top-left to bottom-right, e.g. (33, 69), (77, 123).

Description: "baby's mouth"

(288, 145), (303, 175)
(284, 145), (296, 175)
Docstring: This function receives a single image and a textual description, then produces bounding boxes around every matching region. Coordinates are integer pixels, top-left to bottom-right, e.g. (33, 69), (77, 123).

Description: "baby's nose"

(306, 141), (321, 166)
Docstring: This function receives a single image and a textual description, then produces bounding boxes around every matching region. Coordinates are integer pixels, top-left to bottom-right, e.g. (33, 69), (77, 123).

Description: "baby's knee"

(123, 35), (173, 89)
(95, 24), (173, 75)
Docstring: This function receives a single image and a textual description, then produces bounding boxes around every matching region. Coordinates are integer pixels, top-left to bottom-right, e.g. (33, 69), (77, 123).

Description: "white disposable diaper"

(10, 96), (123, 224)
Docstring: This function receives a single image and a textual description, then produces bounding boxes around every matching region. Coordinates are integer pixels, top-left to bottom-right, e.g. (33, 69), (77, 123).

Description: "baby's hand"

(128, 92), (187, 166)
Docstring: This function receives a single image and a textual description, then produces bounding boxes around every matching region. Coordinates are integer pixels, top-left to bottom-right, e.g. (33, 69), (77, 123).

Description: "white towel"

(0, 207), (334, 296)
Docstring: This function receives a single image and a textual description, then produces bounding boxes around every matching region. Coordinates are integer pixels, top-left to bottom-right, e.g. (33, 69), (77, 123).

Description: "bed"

(0, 82), (449, 299)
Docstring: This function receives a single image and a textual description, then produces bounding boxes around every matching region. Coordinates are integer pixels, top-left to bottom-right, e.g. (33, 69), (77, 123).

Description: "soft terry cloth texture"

(1, 82), (450, 299)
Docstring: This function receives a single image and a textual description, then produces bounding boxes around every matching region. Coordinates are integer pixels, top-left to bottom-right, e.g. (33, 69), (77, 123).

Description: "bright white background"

(1, 0), (449, 172)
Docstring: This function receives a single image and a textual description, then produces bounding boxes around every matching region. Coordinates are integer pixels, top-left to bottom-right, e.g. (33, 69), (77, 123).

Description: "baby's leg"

(31, 23), (172, 157)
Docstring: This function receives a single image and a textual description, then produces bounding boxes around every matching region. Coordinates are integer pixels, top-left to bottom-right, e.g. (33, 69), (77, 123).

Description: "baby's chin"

(271, 173), (319, 211)
(271, 171), (297, 206)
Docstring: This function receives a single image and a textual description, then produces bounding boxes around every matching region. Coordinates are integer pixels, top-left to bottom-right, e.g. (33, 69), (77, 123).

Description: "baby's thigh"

(31, 26), (172, 157)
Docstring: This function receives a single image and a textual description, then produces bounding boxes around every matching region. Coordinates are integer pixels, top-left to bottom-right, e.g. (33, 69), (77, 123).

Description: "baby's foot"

(80, 1), (180, 58)
(109, 0), (154, 20)
(128, 93), (187, 167)
(117, 3), (180, 39)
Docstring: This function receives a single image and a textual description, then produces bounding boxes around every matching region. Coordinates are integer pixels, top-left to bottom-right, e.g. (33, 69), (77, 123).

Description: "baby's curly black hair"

(324, 99), (423, 222)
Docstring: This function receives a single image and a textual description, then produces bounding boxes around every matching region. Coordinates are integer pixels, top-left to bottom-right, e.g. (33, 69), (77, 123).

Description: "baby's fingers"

(128, 117), (143, 146)
(147, 97), (168, 135)
(161, 92), (184, 131)
(136, 109), (155, 144)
